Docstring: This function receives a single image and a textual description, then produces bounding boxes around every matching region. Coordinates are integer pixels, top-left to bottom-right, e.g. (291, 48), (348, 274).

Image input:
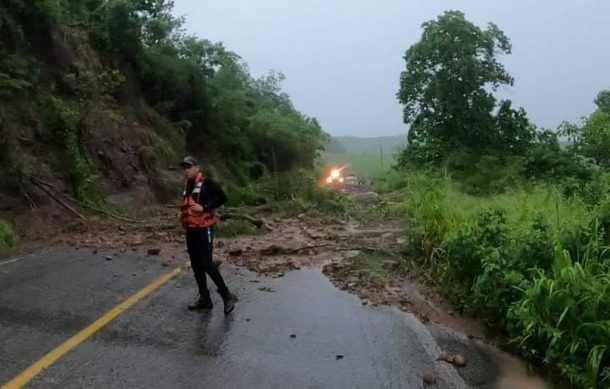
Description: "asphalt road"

(1, 248), (468, 389)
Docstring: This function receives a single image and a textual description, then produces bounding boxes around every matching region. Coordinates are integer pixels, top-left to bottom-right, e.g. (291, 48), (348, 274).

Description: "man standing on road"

(179, 156), (236, 314)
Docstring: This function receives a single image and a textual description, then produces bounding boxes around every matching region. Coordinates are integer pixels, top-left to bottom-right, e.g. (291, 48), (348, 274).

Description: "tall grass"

(509, 245), (610, 388)
(383, 170), (610, 388)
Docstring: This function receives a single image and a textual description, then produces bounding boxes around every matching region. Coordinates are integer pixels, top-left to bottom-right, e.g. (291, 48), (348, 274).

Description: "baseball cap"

(179, 156), (197, 168)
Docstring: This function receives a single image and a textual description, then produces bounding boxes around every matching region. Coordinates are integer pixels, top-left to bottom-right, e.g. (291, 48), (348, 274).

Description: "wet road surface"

(1, 249), (467, 388)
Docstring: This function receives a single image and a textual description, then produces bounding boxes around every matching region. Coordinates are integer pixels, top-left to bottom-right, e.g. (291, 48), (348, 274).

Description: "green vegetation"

(38, 93), (97, 201)
(0, 219), (17, 249)
(329, 253), (394, 287)
(226, 169), (351, 216)
(397, 11), (533, 169)
(385, 172), (609, 388)
(215, 219), (262, 238)
(0, 0), (326, 202)
(1, 2), (608, 386)
(385, 10), (610, 388)
(350, 254), (392, 285)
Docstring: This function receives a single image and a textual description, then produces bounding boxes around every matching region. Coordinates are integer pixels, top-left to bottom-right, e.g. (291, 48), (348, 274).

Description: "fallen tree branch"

(23, 193), (37, 211)
(260, 243), (331, 256)
(30, 178), (87, 221)
(220, 209), (273, 232)
(344, 228), (404, 236)
(80, 202), (138, 223)
(348, 245), (397, 256)
(31, 177), (138, 223)
(257, 241), (399, 257)
(137, 223), (178, 231)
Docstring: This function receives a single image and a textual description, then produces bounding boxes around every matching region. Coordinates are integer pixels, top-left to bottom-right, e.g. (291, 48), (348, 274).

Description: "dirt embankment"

(0, 23), (185, 233)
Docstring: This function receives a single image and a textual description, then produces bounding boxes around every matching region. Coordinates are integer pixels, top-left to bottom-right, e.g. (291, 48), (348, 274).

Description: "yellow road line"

(1, 267), (182, 389)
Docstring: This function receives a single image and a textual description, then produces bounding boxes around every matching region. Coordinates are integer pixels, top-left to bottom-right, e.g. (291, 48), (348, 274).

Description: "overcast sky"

(173, 0), (610, 137)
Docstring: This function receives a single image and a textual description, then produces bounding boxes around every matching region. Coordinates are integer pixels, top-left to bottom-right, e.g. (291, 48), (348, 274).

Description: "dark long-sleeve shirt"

(184, 176), (227, 211)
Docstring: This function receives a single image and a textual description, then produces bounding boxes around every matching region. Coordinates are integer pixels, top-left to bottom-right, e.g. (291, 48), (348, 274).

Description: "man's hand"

(189, 204), (204, 214)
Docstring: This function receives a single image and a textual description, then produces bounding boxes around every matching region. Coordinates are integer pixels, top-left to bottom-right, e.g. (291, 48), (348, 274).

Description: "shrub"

(0, 219), (17, 249)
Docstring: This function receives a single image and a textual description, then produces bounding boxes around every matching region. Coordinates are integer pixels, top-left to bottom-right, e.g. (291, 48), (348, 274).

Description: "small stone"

(419, 313), (430, 323)
(161, 262), (170, 267)
(362, 300), (369, 305)
(246, 318), (251, 322)
(452, 354), (467, 367)
(228, 249), (243, 256)
(335, 355), (344, 360)
(120, 248), (127, 253)
(258, 287), (276, 293)
(423, 368), (436, 384)
(147, 248), (161, 256)
(105, 256), (113, 261)
(290, 334), (296, 339)
(93, 249), (98, 254)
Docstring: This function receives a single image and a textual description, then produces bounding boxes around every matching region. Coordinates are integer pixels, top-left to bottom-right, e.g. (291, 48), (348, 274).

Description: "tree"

(0, 0), (327, 189)
(397, 11), (528, 164)
(594, 89), (610, 115)
(562, 112), (610, 168)
(494, 100), (535, 155)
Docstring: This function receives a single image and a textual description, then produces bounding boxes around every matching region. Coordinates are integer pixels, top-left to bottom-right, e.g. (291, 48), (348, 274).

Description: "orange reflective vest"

(180, 172), (217, 228)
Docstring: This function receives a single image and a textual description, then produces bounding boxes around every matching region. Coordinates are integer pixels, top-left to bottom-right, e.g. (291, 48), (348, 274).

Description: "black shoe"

(220, 290), (237, 315)
(188, 296), (213, 311)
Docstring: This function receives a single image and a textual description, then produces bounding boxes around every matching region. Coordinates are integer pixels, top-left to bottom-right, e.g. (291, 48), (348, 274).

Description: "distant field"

(333, 135), (406, 154)
(320, 134), (405, 179)
(319, 150), (399, 179)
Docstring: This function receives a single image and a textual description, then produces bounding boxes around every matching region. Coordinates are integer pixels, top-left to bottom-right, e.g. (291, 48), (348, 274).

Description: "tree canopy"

(397, 11), (534, 166)
(0, 0), (326, 185)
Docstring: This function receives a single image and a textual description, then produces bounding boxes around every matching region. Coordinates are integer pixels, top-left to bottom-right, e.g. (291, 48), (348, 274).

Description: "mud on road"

(6, 203), (548, 389)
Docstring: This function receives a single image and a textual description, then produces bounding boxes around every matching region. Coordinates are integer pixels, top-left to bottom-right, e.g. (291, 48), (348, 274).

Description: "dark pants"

(186, 227), (228, 299)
